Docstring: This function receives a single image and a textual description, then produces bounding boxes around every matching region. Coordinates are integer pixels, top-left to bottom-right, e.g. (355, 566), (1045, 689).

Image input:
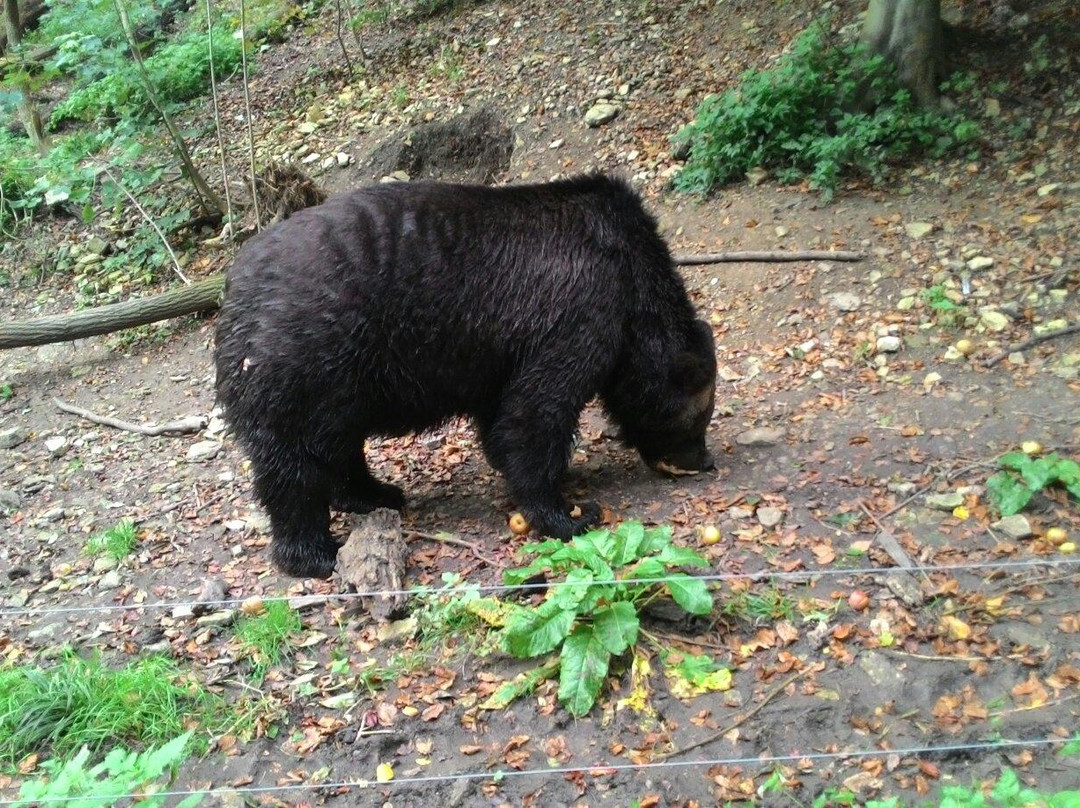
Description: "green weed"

(12, 733), (202, 808)
(674, 23), (979, 199)
(721, 585), (795, 622)
(84, 519), (139, 560)
(234, 601), (302, 680)
(499, 521), (713, 716)
(0, 654), (229, 767)
(429, 43), (465, 82)
(986, 450), (1080, 516)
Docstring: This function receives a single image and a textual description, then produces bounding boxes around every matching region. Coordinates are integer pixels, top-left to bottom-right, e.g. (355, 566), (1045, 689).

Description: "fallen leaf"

(941, 615), (971, 641)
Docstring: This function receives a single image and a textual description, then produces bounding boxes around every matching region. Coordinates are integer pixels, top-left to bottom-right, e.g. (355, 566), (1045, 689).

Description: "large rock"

(365, 108), (513, 185)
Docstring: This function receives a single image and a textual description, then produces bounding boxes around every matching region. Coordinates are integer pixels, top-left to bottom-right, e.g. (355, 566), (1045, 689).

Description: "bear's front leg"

(482, 392), (601, 540)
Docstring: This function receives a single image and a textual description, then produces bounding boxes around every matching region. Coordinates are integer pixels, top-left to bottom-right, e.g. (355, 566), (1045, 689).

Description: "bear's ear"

(671, 350), (714, 393)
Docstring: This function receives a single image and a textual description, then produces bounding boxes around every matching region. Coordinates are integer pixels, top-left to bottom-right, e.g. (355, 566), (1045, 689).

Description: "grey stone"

(979, 309), (1010, 332)
(0, 489), (22, 513)
(28, 623), (60, 642)
(757, 507), (784, 528)
(186, 440), (221, 462)
(967, 255), (994, 271)
(0, 426), (29, 449)
(828, 292), (862, 312)
(991, 514), (1032, 539)
(196, 609), (237, 628)
(92, 556), (117, 573)
(99, 570), (122, 590)
(735, 427), (785, 447)
(195, 578), (228, 615)
(858, 651), (904, 688)
(584, 101), (619, 127)
(904, 222), (934, 239)
(876, 336), (902, 353)
(925, 492), (964, 511)
(44, 435), (68, 457)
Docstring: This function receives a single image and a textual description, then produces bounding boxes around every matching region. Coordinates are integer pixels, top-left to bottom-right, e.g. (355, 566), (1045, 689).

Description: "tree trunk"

(860, 0), (945, 108)
(2, 0), (51, 154)
(0, 275), (225, 349)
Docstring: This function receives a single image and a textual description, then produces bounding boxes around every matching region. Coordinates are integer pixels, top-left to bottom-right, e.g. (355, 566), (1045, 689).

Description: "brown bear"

(214, 175), (717, 578)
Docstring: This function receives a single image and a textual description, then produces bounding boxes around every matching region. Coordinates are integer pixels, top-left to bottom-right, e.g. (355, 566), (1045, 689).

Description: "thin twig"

(333, 0), (354, 74)
(238, 0), (261, 231)
(983, 324), (1080, 368)
(859, 499), (917, 571)
(54, 398), (207, 436)
(99, 165), (189, 285)
(989, 693), (1080, 718)
(884, 650), (987, 662)
(646, 630), (728, 652)
(659, 670), (809, 760)
(673, 250), (865, 265)
(112, 0), (224, 215)
(204, 0), (233, 237)
(407, 530), (499, 568)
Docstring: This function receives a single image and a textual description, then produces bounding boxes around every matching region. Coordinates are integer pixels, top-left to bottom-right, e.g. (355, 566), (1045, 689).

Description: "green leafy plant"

(674, 24), (979, 199)
(234, 601), (302, 680)
(986, 450), (1080, 516)
(0, 654), (232, 767)
(938, 768), (1079, 808)
(12, 734), (202, 808)
(84, 519), (139, 560)
(500, 522), (713, 716)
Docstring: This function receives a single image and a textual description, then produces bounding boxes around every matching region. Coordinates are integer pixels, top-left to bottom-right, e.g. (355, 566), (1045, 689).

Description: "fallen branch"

(0, 250), (865, 352)
(674, 250), (865, 265)
(0, 274), (225, 350)
(983, 324), (1080, 368)
(54, 399), (208, 435)
(658, 669), (810, 760)
(408, 530), (499, 568)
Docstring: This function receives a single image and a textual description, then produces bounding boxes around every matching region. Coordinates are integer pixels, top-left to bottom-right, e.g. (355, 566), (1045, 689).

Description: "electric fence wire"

(2, 557), (1077, 620)
(0, 736), (1073, 806)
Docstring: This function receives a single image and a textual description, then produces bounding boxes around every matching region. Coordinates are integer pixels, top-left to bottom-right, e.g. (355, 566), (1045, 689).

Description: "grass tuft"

(234, 601), (302, 680)
(84, 520), (139, 560)
(0, 654), (229, 768)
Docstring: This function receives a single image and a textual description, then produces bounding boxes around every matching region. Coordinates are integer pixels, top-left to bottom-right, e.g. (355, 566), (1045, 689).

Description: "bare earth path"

(2, 0), (1078, 805)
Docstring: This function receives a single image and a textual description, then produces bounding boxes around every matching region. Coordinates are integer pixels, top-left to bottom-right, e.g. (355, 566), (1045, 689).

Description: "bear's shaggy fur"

(214, 175), (717, 578)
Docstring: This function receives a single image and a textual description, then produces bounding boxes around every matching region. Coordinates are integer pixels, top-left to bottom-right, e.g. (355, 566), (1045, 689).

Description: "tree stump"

(336, 509), (409, 621)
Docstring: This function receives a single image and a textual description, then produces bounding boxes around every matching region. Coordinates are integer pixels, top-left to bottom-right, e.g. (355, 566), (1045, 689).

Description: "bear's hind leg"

(251, 453), (339, 579)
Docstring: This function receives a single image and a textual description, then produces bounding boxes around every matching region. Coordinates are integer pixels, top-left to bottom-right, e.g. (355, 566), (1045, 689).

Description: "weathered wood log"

(0, 248), (867, 352)
(0, 274), (225, 349)
(673, 250), (865, 265)
(336, 509), (409, 622)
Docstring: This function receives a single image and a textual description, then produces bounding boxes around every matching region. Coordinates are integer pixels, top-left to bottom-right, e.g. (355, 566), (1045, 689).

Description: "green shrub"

(53, 24), (243, 123)
(674, 24), (979, 199)
(0, 128), (104, 233)
(12, 734), (203, 808)
(986, 450), (1080, 516)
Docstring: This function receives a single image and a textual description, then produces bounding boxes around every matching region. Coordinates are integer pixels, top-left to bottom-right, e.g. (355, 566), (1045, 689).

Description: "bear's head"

(618, 319), (718, 476)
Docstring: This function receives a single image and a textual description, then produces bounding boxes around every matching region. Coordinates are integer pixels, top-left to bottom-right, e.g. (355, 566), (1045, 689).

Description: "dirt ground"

(2, 0), (1079, 805)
